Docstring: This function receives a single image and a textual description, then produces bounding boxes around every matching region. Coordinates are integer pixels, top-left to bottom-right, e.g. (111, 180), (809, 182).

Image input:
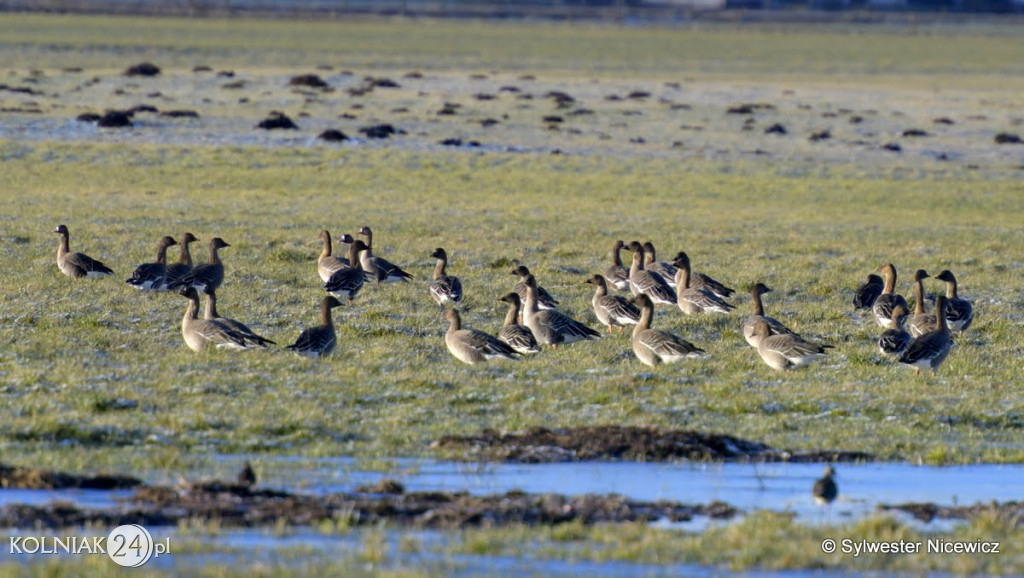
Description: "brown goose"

(908, 269), (936, 338)
(522, 275), (601, 348)
(53, 224), (114, 279)
(287, 296), (342, 358)
(899, 295), (953, 376)
(661, 246), (735, 300)
(642, 242), (678, 289)
(672, 252), (735, 315)
(172, 237), (230, 292)
(853, 273), (884, 311)
(444, 308), (519, 365)
(497, 292), (541, 354)
(202, 287), (275, 348)
(626, 242), (676, 305)
(125, 235), (178, 290)
(631, 294), (705, 367)
(752, 319), (831, 371)
(357, 226), (414, 284)
(164, 232), (199, 288)
(602, 240), (630, 292)
(317, 230), (353, 283)
(872, 263), (909, 328)
(178, 287), (248, 352)
(511, 265), (558, 310)
(429, 247), (463, 305)
(586, 274), (640, 333)
(742, 283), (798, 348)
(935, 270), (973, 335)
(878, 304), (911, 357)
(325, 240), (368, 302)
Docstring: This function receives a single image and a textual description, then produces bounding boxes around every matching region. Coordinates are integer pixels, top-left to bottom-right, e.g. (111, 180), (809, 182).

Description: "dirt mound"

(879, 501), (1024, 526)
(0, 462), (142, 490)
(289, 74), (330, 89)
(256, 111), (297, 130)
(124, 62), (161, 77)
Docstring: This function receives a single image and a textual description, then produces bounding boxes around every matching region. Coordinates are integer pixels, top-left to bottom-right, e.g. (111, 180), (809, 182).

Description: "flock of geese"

(53, 224), (973, 374)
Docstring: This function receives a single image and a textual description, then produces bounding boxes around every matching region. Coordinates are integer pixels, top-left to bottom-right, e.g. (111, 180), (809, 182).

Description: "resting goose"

(172, 237), (230, 292)
(523, 275), (601, 348)
(429, 247), (463, 305)
(357, 226), (414, 284)
(642, 242), (679, 289)
(497, 292), (541, 354)
(202, 287), (275, 347)
(631, 294), (705, 367)
(935, 270), (973, 335)
(878, 304), (911, 356)
(602, 240), (630, 292)
(908, 269), (936, 338)
(287, 296), (342, 358)
(317, 230), (352, 283)
(164, 232), (199, 288)
(813, 465), (838, 508)
(871, 263), (909, 328)
(586, 274), (640, 333)
(853, 274), (884, 311)
(672, 252), (736, 315)
(752, 319), (831, 371)
(899, 295), (953, 376)
(178, 287), (249, 352)
(444, 308), (518, 364)
(742, 283), (798, 348)
(626, 242), (676, 305)
(53, 224), (114, 279)
(125, 235), (178, 290)
(511, 265), (558, 310)
(325, 240), (368, 302)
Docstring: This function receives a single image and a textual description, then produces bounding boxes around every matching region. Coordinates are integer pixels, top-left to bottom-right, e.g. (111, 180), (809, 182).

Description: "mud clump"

(318, 129), (349, 142)
(359, 124), (403, 139)
(124, 62), (161, 77)
(0, 462), (142, 490)
(256, 111), (298, 130)
(289, 74), (330, 89)
(994, 132), (1022, 144)
(160, 109), (200, 118)
(97, 110), (134, 128)
(879, 501), (1024, 526)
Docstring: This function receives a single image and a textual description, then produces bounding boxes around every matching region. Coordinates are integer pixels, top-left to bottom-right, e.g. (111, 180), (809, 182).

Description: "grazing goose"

(899, 295), (953, 376)
(317, 230), (353, 283)
(631, 294), (705, 367)
(672, 252), (736, 315)
(53, 224), (114, 279)
(325, 240), (369, 302)
(642, 242), (679, 289)
(511, 265), (559, 310)
(497, 292), (541, 354)
(742, 283), (798, 348)
(125, 235), (178, 290)
(357, 226), (414, 284)
(429, 247), (463, 305)
(626, 242), (676, 305)
(752, 319), (831, 371)
(908, 269), (936, 338)
(935, 270), (973, 335)
(202, 287), (275, 347)
(178, 287), (249, 352)
(287, 296), (342, 358)
(444, 308), (519, 364)
(164, 232), (199, 288)
(172, 237), (230, 292)
(853, 273), (884, 311)
(523, 275), (601, 348)
(871, 263), (909, 328)
(586, 274), (640, 333)
(878, 304), (911, 357)
(602, 240), (630, 292)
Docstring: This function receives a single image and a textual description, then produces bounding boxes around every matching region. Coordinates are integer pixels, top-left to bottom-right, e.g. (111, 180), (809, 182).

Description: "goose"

(899, 295), (953, 376)
(53, 224), (114, 279)
(237, 462), (257, 487)
(871, 263), (909, 328)
(642, 242), (679, 289)
(511, 265), (558, 310)
(742, 283), (798, 348)
(202, 287), (275, 347)
(443, 308), (518, 364)
(672, 252), (736, 315)
(585, 274), (640, 333)
(878, 304), (911, 356)
(497, 292), (541, 354)
(325, 240), (369, 302)
(656, 244), (735, 300)
(164, 232), (199, 288)
(935, 270), (973, 335)
(317, 230), (353, 283)
(522, 274), (601, 348)
(429, 247), (463, 305)
(626, 242), (676, 305)
(631, 294), (705, 367)
(813, 465), (838, 523)
(908, 269), (936, 338)
(602, 240), (630, 292)
(125, 235), (178, 290)
(853, 273), (884, 310)
(752, 319), (831, 371)
(178, 286), (249, 352)
(287, 296), (342, 358)
(357, 226), (414, 284)
(172, 237), (230, 292)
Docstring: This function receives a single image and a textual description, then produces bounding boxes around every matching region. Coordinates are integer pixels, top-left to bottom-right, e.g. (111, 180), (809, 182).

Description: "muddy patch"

(0, 462), (141, 490)
(879, 501), (1024, 526)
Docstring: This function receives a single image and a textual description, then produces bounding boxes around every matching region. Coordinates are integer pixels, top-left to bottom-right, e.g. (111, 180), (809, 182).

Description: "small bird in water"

(812, 465), (838, 522)
(237, 461), (256, 487)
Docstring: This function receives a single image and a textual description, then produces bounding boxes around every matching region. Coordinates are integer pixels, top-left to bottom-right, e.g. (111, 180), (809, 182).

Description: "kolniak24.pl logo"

(9, 525), (170, 567)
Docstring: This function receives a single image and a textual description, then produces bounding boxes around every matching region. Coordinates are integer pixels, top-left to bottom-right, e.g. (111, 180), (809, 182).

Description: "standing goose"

(428, 247), (463, 305)
(603, 240), (630, 292)
(642, 242), (679, 289)
(164, 232), (199, 288)
(511, 265), (559, 310)
(672, 252), (736, 315)
(443, 308), (519, 364)
(853, 273), (884, 311)
(908, 269), (936, 338)
(357, 226), (414, 284)
(172, 237), (230, 292)
(751, 319), (831, 371)
(626, 242), (676, 305)
(631, 294), (705, 367)
(202, 287), (275, 348)
(871, 263), (909, 328)
(522, 275), (601, 348)
(287, 296), (342, 358)
(935, 270), (973, 335)
(325, 240), (369, 302)
(317, 230), (353, 283)
(742, 283), (798, 348)
(125, 235), (178, 290)
(586, 274), (640, 333)
(497, 292), (541, 354)
(878, 304), (911, 357)
(53, 224), (114, 279)
(178, 287), (249, 352)
(813, 465), (838, 522)
(899, 295), (953, 377)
